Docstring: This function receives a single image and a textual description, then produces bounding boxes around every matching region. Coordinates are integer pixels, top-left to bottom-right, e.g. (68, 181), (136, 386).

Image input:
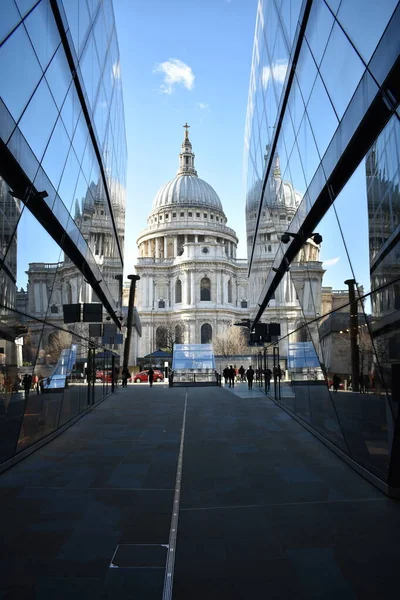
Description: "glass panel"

(278, 0), (302, 49)
(305, 0), (335, 66)
(57, 147), (81, 214)
(18, 77), (58, 161)
(296, 39), (318, 107)
(0, 24), (42, 122)
(62, 0), (91, 58)
(60, 84), (81, 141)
(71, 111), (89, 165)
(45, 44), (72, 110)
(79, 33), (101, 110)
(296, 113), (321, 189)
(337, 0), (398, 65)
(93, 4), (107, 68)
(14, 0), (37, 15)
(41, 116), (71, 192)
(334, 161), (371, 298)
(320, 22), (366, 120)
(24, 0), (60, 71)
(306, 74), (339, 160)
(0, 0), (21, 46)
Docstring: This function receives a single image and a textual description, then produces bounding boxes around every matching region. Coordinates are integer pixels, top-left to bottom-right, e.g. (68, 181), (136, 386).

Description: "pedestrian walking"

(332, 374), (341, 393)
(148, 367), (154, 387)
(223, 367), (229, 385)
(239, 365), (245, 382)
(23, 374), (32, 400)
(246, 366), (255, 389)
(228, 365), (235, 388)
(265, 368), (272, 391)
(122, 367), (130, 387)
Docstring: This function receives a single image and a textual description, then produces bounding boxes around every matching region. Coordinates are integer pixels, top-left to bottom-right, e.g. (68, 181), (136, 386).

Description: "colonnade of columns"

(138, 270), (240, 309)
(140, 235), (237, 259)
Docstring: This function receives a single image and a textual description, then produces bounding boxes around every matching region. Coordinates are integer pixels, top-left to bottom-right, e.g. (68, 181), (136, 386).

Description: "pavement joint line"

(162, 390), (188, 600)
(24, 486), (176, 491)
(180, 496), (388, 511)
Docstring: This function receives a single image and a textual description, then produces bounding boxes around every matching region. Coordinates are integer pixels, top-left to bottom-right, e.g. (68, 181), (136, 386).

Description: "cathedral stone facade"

(135, 128), (325, 366)
(135, 126), (249, 357)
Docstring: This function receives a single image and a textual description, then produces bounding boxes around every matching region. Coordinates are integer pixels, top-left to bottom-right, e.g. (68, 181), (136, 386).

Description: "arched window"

(200, 277), (211, 301)
(175, 324), (184, 344)
(227, 279), (232, 303)
(175, 279), (182, 303)
(201, 323), (212, 344)
(156, 326), (168, 349)
(241, 299), (248, 308)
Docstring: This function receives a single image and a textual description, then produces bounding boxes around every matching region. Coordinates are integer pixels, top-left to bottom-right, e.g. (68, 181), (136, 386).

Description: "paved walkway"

(0, 382), (399, 599)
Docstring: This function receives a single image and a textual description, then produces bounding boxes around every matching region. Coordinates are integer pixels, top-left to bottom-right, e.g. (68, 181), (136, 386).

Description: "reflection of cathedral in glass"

(246, 149), (324, 359)
(19, 177), (123, 322)
(366, 116), (400, 391)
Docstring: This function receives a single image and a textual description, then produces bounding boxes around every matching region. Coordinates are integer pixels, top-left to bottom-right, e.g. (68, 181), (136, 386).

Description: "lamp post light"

(122, 274), (140, 373)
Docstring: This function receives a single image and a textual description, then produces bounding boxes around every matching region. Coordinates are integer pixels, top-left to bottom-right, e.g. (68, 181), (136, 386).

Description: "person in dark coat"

(332, 374), (341, 393)
(223, 367), (229, 385)
(239, 365), (245, 382)
(148, 367), (154, 387)
(265, 368), (272, 391)
(122, 368), (130, 387)
(228, 365), (235, 388)
(246, 366), (255, 390)
(23, 374), (32, 399)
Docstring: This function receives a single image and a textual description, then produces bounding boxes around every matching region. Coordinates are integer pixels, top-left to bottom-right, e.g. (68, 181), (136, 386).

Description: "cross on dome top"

(177, 123), (197, 176)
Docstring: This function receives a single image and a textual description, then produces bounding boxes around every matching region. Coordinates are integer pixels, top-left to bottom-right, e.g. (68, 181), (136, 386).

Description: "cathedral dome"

(152, 174), (223, 211)
(151, 124), (224, 213)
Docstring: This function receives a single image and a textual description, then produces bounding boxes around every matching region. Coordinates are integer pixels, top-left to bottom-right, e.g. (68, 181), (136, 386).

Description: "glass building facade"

(245, 0), (400, 494)
(0, 0), (127, 469)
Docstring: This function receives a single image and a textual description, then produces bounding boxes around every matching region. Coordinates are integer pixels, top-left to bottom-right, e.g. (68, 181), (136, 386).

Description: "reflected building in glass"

(0, 0), (127, 470)
(245, 0), (400, 495)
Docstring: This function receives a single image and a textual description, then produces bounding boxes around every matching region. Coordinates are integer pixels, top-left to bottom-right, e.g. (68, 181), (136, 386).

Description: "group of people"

(222, 365), (282, 391)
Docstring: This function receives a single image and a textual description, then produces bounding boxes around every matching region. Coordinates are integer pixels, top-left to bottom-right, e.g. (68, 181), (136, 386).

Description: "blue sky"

(113, 0), (258, 273)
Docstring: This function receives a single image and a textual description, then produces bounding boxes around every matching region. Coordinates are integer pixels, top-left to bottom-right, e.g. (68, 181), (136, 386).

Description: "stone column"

(184, 271), (189, 305)
(164, 236), (168, 258)
(191, 271), (196, 305)
(155, 237), (160, 259)
(174, 236), (178, 257)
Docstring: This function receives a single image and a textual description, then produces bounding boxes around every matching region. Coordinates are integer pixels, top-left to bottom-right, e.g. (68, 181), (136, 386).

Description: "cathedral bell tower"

(177, 123), (198, 176)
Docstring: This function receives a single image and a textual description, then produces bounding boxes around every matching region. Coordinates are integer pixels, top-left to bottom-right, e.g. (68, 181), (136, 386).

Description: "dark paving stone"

(111, 543), (167, 568)
(1, 384), (400, 599)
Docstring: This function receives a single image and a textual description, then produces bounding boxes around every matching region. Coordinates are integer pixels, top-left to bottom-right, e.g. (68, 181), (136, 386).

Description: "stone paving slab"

(0, 382), (399, 599)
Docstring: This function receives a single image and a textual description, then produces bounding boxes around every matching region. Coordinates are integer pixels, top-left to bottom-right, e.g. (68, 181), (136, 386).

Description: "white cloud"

(262, 59), (288, 88)
(112, 60), (121, 80)
(322, 257), (340, 268)
(196, 102), (209, 110)
(153, 58), (195, 94)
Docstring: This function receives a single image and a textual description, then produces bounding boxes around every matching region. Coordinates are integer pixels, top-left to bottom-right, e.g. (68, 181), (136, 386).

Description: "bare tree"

(45, 330), (73, 362)
(155, 322), (184, 353)
(213, 326), (250, 357)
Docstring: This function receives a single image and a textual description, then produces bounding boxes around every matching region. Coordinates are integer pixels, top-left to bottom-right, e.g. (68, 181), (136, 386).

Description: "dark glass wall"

(0, 0), (127, 469)
(245, 0), (400, 492)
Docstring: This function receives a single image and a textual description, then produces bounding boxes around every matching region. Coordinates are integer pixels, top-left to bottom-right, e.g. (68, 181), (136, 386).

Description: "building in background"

(135, 126), (249, 359)
(0, 0), (127, 469)
(245, 0), (400, 494)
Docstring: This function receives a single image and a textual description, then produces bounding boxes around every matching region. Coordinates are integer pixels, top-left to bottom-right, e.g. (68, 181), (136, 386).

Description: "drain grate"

(110, 544), (168, 569)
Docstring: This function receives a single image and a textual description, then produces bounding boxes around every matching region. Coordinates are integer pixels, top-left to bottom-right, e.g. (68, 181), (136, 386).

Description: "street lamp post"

(344, 278), (360, 392)
(122, 274), (140, 373)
